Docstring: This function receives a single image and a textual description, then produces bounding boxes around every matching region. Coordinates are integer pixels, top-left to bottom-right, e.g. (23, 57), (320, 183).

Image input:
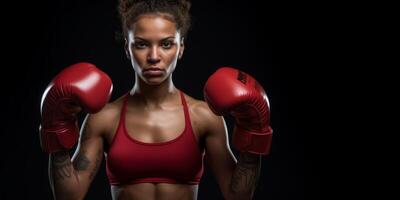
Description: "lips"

(143, 67), (163, 71)
(142, 67), (165, 77)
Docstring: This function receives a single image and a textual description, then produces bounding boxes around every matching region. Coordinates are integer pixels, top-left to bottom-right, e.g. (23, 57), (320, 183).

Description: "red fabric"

(106, 91), (204, 185)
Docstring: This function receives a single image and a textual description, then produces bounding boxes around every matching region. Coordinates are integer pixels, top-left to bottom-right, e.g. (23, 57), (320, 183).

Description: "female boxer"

(39, 0), (272, 199)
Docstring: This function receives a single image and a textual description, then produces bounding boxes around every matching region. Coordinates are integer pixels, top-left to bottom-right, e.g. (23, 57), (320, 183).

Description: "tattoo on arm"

(89, 149), (103, 180)
(72, 149), (102, 180)
(72, 125), (103, 180)
(73, 151), (90, 171)
(52, 151), (73, 181)
(230, 153), (261, 194)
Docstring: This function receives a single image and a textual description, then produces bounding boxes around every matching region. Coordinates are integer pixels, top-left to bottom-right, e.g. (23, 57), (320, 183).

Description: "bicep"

(71, 114), (104, 192)
(204, 115), (237, 196)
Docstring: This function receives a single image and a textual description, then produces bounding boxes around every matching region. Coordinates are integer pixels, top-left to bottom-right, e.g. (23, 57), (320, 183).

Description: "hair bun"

(118, 0), (192, 38)
(180, 0), (191, 12)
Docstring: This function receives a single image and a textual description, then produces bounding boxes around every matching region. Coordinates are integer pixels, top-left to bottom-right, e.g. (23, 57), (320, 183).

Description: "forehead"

(130, 14), (178, 38)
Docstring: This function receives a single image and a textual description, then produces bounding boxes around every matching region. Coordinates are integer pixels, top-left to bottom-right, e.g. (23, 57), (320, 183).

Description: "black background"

(0, 0), (325, 199)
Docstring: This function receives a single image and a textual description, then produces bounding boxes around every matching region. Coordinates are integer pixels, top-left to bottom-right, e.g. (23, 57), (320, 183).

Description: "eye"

(134, 41), (147, 49)
(161, 41), (173, 49)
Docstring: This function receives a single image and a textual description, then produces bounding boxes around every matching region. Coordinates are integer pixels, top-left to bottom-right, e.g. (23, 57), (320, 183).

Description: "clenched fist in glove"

(203, 67), (273, 155)
(39, 62), (113, 153)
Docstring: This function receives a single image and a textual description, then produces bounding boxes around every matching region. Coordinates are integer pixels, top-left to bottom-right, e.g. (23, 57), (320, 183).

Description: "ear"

(178, 37), (185, 59)
(124, 38), (131, 60)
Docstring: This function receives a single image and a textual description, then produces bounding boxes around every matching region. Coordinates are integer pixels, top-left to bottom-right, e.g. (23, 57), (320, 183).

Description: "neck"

(130, 75), (178, 108)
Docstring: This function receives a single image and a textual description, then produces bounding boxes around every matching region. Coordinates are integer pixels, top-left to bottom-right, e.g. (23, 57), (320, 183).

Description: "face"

(125, 14), (184, 85)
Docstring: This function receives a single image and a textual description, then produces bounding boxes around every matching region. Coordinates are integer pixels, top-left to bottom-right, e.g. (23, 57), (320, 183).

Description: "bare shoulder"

(183, 94), (224, 134)
(185, 95), (213, 118)
(83, 95), (124, 136)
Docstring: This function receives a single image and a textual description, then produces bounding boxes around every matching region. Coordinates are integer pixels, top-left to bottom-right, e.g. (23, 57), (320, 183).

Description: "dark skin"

(49, 14), (261, 200)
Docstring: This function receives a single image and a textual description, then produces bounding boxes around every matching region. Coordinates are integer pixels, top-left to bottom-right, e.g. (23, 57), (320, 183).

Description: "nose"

(147, 46), (161, 64)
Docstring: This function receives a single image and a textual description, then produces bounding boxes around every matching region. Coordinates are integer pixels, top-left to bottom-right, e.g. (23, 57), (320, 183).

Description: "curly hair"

(118, 0), (192, 38)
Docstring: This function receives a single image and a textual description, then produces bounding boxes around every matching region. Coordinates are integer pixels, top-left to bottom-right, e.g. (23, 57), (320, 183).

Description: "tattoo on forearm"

(72, 148), (102, 180)
(73, 151), (90, 171)
(230, 153), (261, 194)
(52, 152), (73, 181)
(89, 149), (102, 180)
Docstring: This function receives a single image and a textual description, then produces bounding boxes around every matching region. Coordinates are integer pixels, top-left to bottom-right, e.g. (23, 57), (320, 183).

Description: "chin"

(146, 81), (163, 86)
(143, 77), (166, 86)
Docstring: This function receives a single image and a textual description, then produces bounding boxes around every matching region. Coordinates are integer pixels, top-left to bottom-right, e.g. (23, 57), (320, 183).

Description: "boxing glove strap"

(232, 126), (273, 155)
(39, 125), (79, 153)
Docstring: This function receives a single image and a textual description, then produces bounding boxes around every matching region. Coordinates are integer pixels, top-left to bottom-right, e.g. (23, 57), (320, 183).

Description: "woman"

(39, 0), (273, 199)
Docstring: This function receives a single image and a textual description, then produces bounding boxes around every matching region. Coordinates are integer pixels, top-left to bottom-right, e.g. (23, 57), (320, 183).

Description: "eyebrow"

(134, 36), (176, 42)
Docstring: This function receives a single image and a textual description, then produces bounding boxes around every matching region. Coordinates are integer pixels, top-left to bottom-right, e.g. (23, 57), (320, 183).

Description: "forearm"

(228, 152), (261, 200)
(49, 151), (82, 200)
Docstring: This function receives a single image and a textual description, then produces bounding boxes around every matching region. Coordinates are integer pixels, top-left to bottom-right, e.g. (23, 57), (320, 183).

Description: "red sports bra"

(106, 91), (205, 185)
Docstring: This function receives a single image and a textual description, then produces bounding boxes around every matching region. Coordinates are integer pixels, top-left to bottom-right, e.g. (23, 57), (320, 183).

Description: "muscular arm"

(49, 113), (105, 200)
(230, 152), (261, 198)
(195, 102), (260, 200)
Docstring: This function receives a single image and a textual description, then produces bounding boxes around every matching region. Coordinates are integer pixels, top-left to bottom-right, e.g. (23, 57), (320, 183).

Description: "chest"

(104, 104), (206, 147)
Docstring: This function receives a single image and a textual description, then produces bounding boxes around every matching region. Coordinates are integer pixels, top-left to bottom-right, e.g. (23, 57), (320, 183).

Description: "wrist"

(238, 152), (261, 165)
(232, 125), (273, 155)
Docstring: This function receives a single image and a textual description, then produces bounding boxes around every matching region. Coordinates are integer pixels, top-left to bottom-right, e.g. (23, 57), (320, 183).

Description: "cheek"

(163, 49), (180, 62)
(132, 51), (147, 64)
(165, 51), (179, 72)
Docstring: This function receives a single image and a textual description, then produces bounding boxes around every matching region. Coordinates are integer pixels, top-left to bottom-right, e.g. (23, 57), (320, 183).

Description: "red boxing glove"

(39, 62), (113, 153)
(204, 67), (273, 155)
